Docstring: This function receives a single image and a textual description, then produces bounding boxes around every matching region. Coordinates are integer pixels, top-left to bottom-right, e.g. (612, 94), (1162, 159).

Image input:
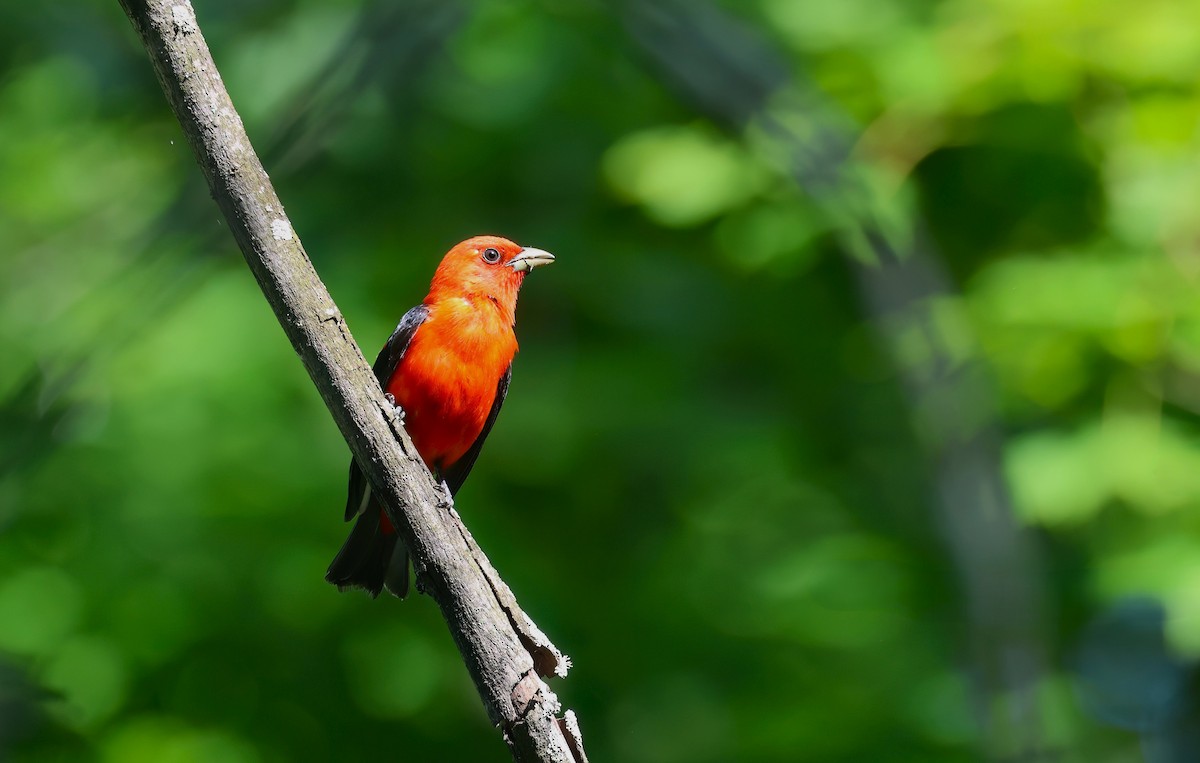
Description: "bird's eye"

(482, 247), (501, 264)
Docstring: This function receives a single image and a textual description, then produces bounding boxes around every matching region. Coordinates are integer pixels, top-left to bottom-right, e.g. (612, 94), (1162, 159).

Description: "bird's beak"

(509, 247), (556, 273)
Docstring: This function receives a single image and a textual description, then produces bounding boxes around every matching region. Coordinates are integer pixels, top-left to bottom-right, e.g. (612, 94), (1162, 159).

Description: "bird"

(326, 235), (555, 598)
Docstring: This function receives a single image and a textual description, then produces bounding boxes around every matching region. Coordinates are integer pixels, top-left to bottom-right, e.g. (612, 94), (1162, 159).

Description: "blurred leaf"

(341, 624), (444, 719)
(43, 636), (127, 731)
(0, 568), (83, 656)
(7, 0), (1200, 758)
(603, 123), (771, 226)
(102, 717), (260, 763)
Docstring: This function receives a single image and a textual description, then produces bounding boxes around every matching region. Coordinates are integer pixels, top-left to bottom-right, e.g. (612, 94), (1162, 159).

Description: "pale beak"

(509, 247), (556, 272)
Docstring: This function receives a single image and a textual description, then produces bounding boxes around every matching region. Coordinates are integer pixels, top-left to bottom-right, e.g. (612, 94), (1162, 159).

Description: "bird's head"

(427, 235), (555, 315)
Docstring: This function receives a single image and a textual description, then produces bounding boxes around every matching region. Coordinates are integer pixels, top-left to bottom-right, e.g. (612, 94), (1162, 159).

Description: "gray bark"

(116, 1), (585, 760)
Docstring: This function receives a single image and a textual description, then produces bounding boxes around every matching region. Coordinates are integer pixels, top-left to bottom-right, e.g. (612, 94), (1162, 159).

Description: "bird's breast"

(386, 304), (516, 472)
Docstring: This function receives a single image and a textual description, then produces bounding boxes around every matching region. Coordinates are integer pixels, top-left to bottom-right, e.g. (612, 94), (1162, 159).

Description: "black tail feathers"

(325, 511), (410, 599)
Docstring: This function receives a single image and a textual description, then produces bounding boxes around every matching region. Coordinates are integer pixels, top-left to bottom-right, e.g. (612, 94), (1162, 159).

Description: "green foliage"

(3, 0), (1200, 759)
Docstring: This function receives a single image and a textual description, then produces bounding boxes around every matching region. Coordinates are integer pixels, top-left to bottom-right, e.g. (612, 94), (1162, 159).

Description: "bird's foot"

(384, 393), (406, 422)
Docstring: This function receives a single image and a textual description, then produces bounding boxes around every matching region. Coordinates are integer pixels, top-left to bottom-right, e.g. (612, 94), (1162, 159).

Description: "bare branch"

(115, 1), (585, 760)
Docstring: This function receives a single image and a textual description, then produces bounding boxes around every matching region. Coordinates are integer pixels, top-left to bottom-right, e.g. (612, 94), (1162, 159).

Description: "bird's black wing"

(343, 304), (430, 521)
(371, 304), (431, 387)
(440, 365), (511, 497)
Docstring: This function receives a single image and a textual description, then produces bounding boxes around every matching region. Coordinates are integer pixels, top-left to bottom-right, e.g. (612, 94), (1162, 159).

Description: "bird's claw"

(384, 393), (406, 422)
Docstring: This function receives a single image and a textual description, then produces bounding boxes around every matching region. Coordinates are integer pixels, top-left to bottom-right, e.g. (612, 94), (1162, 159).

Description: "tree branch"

(115, 2), (586, 760)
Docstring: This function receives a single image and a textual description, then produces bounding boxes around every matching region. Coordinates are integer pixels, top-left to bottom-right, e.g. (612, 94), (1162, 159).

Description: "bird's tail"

(325, 509), (410, 599)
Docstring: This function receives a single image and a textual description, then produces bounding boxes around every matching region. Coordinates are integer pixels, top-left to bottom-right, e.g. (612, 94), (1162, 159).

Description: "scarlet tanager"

(326, 235), (555, 598)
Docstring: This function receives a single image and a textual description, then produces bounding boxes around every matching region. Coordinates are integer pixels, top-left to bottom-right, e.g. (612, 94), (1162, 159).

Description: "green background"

(3, 0), (1200, 760)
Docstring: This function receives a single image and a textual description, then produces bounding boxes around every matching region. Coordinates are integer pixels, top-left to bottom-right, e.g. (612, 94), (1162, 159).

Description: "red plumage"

(326, 235), (554, 597)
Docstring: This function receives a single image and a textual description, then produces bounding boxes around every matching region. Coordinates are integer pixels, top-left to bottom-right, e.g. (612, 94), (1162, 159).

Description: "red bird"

(326, 236), (555, 598)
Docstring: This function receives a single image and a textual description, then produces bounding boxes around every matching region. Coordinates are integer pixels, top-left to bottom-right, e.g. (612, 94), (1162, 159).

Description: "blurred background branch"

(624, 1), (1046, 753)
(618, 0), (1048, 755)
